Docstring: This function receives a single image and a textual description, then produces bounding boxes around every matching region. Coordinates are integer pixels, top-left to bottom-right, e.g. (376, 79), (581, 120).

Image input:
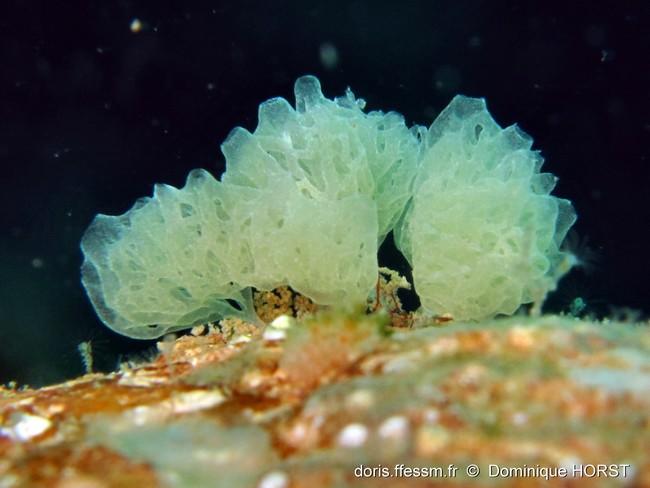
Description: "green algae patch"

(86, 417), (277, 488)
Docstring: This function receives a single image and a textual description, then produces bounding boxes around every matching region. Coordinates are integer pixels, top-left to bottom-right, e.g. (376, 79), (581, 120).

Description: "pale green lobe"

(81, 77), (576, 339)
(81, 76), (420, 339)
(394, 95), (576, 320)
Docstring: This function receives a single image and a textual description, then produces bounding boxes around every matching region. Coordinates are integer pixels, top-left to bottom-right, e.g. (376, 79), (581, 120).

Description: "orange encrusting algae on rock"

(1, 312), (649, 487)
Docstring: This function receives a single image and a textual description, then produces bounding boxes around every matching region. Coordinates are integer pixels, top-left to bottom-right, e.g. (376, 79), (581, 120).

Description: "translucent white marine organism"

(81, 76), (576, 338)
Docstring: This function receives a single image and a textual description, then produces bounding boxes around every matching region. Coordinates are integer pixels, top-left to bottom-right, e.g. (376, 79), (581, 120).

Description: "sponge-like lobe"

(81, 170), (255, 339)
(223, 76), (421, 243)
(81, 78), (577, 339)
(81, 167), (378, 339)
(394, 96), (576, 321)
(81, 76), (400, 339)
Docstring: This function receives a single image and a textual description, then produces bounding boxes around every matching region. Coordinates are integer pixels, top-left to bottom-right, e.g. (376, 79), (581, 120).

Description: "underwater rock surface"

(1, 313), (648, 487)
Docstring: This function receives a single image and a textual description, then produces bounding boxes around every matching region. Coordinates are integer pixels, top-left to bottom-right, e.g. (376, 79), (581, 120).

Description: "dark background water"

(1, 1), (648, 386)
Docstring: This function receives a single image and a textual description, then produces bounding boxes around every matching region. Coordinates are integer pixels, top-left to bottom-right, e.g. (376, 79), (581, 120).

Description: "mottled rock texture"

(1, 313), (648, 487)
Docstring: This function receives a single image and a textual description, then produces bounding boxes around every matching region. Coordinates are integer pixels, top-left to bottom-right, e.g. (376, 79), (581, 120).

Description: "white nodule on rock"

(345, 389), (375, 410)
(258, 471), (289, 488)
(263, 328), (286, 342)
(170, 390), (226, 414)
(378, 415), (410, 440)
(269, 314), (294, 330)
(337, 423), (369, 448)
(1, 412), (52, 441)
